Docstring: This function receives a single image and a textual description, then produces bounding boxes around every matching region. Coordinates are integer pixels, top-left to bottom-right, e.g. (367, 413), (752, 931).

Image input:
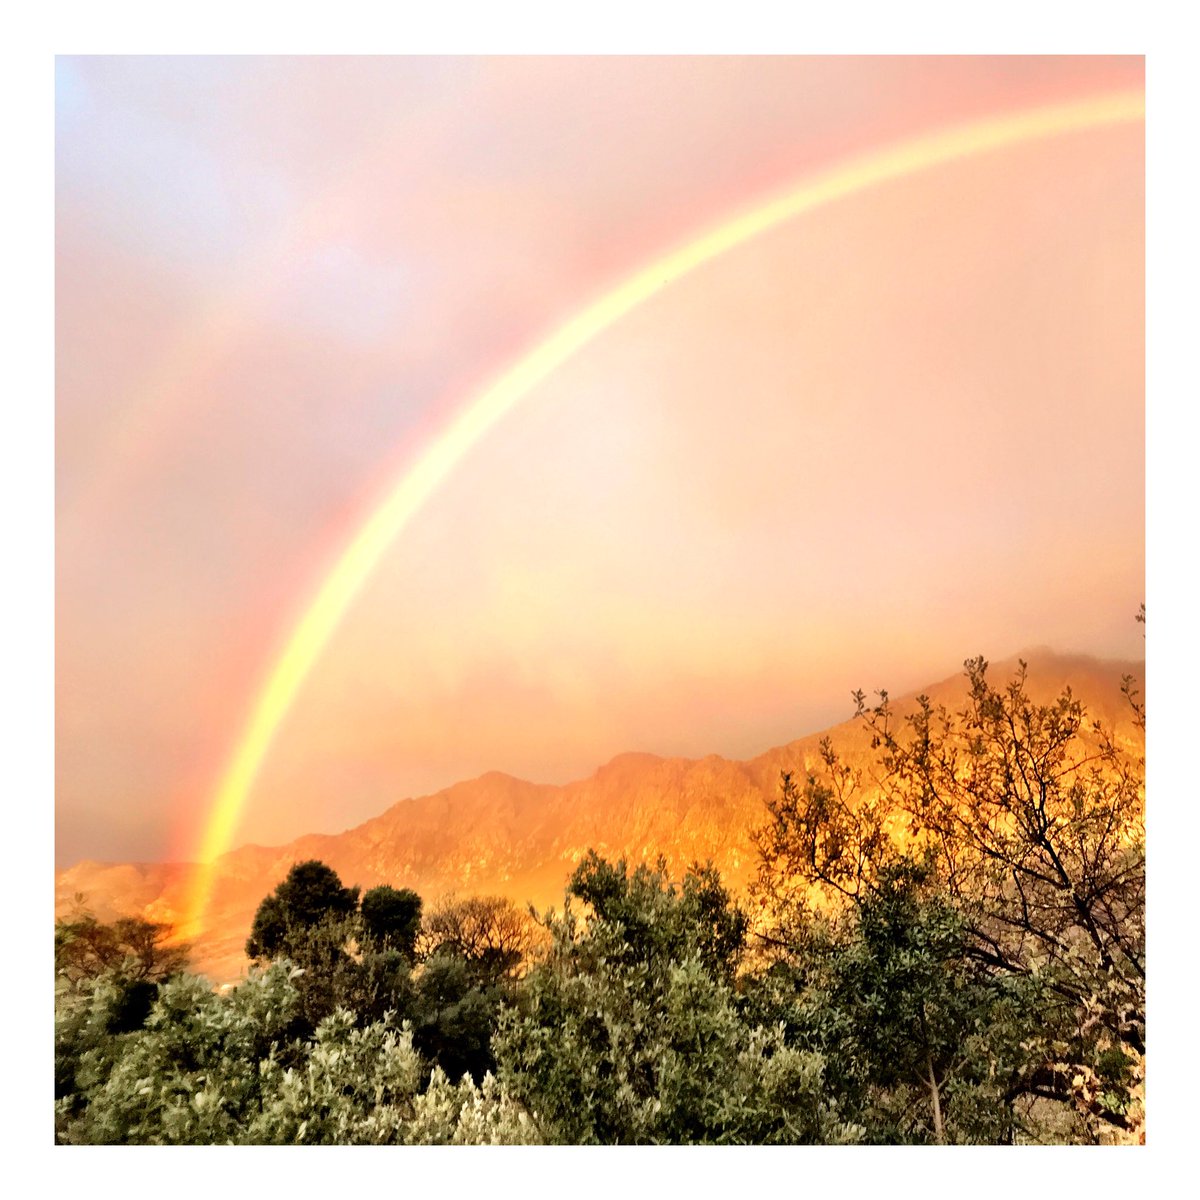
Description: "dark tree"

(245, 860), (359, 961)
(242, 862), (428, 1035)
(245, 894), (289, 961)
(271, 860), (358, 927)
(412, 951), (503, 1086)
(55, 908), (190, 987)
(421, 895), (536, 983)
(410, 896), (536, 1083)
(360, 885), (423, 959)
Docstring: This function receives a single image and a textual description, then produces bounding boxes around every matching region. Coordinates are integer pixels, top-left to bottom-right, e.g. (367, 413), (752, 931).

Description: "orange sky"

(55, 57), (1144, 866)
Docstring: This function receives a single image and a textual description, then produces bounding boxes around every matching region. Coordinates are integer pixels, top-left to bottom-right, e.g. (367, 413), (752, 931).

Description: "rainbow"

(179, 88), (1143, 936)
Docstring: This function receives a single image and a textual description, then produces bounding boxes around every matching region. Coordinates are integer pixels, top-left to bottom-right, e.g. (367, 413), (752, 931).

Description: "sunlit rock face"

(56, 650), (1143, 984)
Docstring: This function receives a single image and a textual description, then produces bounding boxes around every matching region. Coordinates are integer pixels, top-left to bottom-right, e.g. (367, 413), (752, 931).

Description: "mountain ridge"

(56, 648), (1143, 983)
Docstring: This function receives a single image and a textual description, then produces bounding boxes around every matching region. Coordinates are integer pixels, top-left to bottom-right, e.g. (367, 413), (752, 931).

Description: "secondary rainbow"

(179, 88), (1144, 936)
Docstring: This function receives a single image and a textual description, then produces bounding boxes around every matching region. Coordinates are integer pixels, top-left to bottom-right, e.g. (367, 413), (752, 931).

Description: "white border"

(10, 0), (1194, 1189)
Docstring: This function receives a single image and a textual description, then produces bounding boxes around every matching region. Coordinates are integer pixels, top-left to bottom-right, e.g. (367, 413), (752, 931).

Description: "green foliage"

(56, 965), (304, 1143)
(411, 950), (505, 1086)
(55, 962), (536, 1145)
(752, 656), (1146, 1143)
(341, 947), (418, 1026)
(360, 885), (422, 958)
(567, 852), (749, 983)
(749, 859), (1048, 1143)
(245, 860), (359, 961)
(493, 856), (858, 1144)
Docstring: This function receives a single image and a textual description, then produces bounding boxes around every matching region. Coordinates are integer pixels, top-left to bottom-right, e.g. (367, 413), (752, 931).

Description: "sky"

(55, 56), (1144, 868)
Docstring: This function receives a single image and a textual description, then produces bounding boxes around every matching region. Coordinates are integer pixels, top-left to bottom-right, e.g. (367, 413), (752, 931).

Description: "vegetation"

(55, 655), (1144, 1144)
(752, 655), (1145, 1142)
(56, 903), (190, 987)
(492, 853), (857, 1144)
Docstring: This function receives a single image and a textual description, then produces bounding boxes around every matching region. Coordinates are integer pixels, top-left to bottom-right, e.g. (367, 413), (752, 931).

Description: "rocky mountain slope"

(56, 650), (1143, 983)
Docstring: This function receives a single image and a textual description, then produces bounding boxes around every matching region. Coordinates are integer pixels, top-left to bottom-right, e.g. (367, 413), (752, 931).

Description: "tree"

(748, 857), (1048, 1143)
(493, 854), (858, 1144)
(245, 860), (359, 961)
(360, 885), (423, 959)
(404, 896), (536, 1085)
(420, 895), (537, 984)
(411, 950), (505, 1086)
(753, 656), (1145, 1142)
(243, 861), (413, 1033)
(55, 907), (190, 989)
(566, 852), (749, 983)
(56, 963), (538, 1145)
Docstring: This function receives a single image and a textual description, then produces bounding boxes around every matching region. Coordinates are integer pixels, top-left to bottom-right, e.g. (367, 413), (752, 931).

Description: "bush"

(493, 856), (858, 1144)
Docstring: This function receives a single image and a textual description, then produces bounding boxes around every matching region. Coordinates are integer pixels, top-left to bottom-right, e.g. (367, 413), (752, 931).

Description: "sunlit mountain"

(56, 650), (1143, 983)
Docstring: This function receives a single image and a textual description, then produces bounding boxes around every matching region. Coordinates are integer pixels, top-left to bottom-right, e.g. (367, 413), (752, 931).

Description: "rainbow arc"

(178, 88), (1144, 937)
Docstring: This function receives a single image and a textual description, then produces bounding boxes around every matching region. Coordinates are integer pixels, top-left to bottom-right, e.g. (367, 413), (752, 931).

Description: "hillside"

(56, 649), (1144, 983)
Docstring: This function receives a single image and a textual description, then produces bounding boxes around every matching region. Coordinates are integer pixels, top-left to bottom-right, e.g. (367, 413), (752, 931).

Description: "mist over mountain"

(56, 649), (1143, 983)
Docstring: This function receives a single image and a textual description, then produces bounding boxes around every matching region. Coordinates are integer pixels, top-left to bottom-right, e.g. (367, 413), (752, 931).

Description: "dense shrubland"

(55, 657), (1144, 1144)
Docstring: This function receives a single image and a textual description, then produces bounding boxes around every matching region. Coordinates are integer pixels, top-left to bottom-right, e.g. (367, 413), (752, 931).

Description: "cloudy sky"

(56, 56), (1143, 867)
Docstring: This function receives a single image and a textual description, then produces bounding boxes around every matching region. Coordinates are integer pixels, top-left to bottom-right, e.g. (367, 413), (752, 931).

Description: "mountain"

(56, 649), (1144, 984)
